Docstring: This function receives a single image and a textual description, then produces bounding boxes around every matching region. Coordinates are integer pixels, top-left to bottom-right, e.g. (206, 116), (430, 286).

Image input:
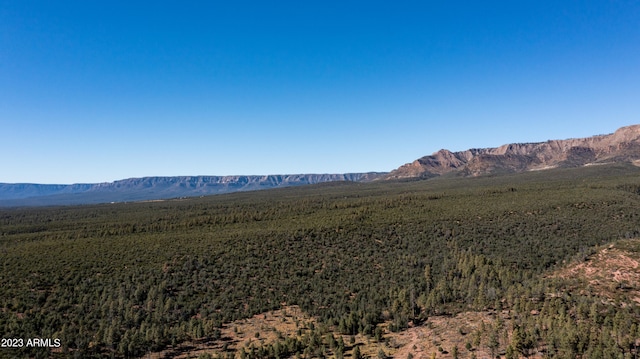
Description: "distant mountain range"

(0, 173), (383, 207)
(386, 124), (640, 179)
(3, 124), (640, 207)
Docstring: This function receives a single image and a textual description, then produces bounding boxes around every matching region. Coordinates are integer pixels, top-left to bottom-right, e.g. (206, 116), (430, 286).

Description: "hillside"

(554, 238), (640, 306)
(387, 124), (640, 179)
(2, 163), (640, 358)
(151, 236), (640, 359)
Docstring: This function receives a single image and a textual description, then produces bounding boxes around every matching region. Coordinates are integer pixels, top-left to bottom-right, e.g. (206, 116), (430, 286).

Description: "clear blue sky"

(1, 1), (639, 184)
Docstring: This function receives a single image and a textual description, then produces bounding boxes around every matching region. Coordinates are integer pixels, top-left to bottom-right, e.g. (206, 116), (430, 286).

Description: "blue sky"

(1, 1), (639, 184)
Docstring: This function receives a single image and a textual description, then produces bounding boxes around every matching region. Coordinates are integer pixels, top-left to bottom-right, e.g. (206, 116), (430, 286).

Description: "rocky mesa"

(0, 173), (385, 206)
(386, 124), (640, 179)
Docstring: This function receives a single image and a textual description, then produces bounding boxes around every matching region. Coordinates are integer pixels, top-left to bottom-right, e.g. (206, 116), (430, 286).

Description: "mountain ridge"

(0, 173), (384, 206)
(5, 124), (640, 207)
(386, 124), (640, 179)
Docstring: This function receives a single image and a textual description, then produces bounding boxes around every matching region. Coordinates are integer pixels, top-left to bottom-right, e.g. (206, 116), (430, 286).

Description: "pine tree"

(353, 345), (362, 359)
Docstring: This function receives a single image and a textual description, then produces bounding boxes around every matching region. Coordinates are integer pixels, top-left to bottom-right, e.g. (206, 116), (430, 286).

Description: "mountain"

(386, 124), (640, 179)
(0, 173), (384, 207)
(6, 124), (640, 207)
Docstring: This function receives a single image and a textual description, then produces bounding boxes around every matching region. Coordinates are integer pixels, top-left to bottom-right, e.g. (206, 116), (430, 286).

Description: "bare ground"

(143, 307), (514, 359)
(554, 239), (640, 305)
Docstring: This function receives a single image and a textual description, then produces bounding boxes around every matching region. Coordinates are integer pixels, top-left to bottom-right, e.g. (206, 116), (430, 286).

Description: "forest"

(1, 163), (640, 358)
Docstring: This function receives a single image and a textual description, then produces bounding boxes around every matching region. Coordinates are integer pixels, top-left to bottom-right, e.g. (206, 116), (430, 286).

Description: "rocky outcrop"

(386, 125), (640, 179)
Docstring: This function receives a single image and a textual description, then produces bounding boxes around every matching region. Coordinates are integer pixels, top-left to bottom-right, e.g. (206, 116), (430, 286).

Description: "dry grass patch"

(390, 311), (502, 359)
(144, 305), (316, 359)
(144, 306), (513, 359)
(554, 238), (640, 304)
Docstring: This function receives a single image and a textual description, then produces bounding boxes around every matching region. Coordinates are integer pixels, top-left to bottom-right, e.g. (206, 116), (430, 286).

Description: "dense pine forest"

(2, 163), (640, 358)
